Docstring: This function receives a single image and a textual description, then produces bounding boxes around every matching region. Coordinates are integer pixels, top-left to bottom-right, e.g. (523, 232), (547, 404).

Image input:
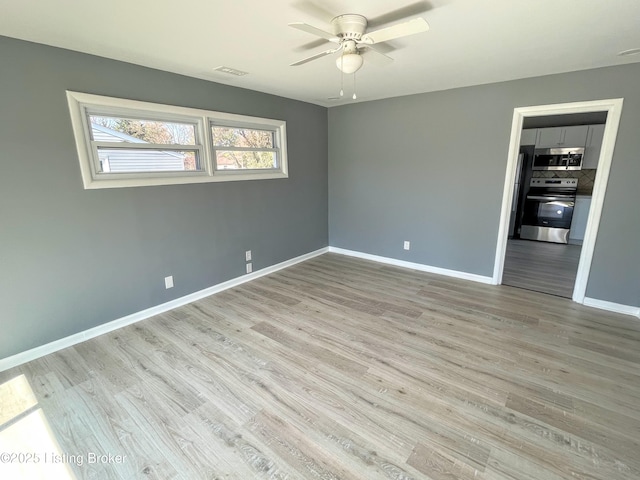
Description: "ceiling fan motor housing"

(331, 14), (368, 40)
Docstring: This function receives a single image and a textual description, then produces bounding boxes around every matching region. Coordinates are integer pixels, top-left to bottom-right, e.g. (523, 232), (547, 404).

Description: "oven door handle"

(526, 195), (575, 201)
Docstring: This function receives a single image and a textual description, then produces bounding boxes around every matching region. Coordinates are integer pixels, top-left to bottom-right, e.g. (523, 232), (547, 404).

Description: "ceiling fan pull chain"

(352, 71), (357, 100)
(340, 54), (344, 97)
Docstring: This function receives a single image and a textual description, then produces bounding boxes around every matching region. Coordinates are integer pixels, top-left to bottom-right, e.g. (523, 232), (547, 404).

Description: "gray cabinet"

(569, 195), (591, 244)
(520, 128), (537, 145)
(582, 124), (605, 169)
(535, 125), (589, 148)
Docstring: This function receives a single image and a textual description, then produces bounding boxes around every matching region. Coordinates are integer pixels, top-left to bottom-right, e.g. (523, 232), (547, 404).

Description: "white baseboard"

(328, 246), (494, 285)
(5, 246), (635, 372)
(0, 247), (329, 372)
(583, 297), (640, 318)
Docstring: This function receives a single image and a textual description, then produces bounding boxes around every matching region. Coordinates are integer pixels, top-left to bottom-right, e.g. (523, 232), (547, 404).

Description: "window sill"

(83, 171), (288, 189)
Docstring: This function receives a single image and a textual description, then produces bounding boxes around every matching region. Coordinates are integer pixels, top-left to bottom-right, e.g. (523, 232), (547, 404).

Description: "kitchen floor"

(502, 238), (582, 298)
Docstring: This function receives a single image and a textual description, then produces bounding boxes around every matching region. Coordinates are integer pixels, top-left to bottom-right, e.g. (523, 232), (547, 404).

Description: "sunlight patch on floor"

(0, 375), (76, 479)
(0, 374), (38, 424)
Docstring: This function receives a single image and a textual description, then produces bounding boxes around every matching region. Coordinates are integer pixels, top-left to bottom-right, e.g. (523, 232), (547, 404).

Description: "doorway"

(503, 114), (606, 298)
(493, 99), (623, 303)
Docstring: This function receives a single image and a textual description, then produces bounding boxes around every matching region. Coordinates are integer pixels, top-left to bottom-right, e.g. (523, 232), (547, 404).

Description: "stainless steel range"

(520, 178), (578, 244)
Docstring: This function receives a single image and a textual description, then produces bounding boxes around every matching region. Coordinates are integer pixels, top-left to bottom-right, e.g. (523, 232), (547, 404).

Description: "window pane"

(215, 151), (277, 170)
(211, 126), (274, 148)
(97, 148), (199, 173)
(90, 116), (196, 145)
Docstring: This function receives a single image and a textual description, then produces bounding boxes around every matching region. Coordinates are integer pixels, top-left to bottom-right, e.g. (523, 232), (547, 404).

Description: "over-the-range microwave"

(532, 147), (585, 171)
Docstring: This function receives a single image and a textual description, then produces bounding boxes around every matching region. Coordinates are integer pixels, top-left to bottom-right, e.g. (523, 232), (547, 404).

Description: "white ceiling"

(2, 0), (640, 107)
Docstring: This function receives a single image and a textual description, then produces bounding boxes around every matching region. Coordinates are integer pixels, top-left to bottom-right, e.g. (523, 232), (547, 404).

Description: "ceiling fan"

(289, 12), (430, 74)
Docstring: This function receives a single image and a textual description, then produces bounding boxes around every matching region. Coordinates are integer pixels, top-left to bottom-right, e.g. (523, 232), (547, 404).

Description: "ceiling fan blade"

(360, 17), (429, 45)
(290, 47), (341, 66)
(368, 1), (432, 29)
(289, 22), (339, 42)
(294, 38), (331, 52)
(359, 46), (394, 66)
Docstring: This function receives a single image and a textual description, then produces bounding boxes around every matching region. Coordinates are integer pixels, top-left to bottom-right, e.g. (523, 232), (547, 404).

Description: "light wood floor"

(502, 239), (582, 298)
(2, 253), (640, 480)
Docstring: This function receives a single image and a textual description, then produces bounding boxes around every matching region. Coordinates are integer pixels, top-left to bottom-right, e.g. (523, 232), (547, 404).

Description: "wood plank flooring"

(1, 253), (640, 479)
(502, 239), (581, 298)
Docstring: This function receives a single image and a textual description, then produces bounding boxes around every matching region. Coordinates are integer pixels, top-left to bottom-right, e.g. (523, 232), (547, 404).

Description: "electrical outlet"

(246, 263), (252, 274)
(245, 250), (252, 262)
(164, 276), (174, 289)
(403, 241), (410, 250)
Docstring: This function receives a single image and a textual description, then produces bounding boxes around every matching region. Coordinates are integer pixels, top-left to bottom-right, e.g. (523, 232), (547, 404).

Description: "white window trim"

(66, 91), (288, 189)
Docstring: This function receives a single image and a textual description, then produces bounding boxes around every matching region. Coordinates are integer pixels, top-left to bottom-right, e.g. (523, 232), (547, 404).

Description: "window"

(211, 126), (278, 171)
(66, 91), (288, 189)
(90, 116), (201, 174)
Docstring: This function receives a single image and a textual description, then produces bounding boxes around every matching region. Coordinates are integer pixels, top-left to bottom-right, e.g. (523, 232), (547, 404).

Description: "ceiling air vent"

(213, 66), (249, 76)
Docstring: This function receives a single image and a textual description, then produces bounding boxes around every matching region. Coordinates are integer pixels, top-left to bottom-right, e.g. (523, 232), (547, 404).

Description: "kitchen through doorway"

(493, 99), (623, 303)
(502, 113), (605, 298)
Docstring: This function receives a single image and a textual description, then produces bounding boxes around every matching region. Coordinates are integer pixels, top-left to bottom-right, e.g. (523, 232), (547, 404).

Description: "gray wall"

(0, 36), (328, 359)
(329, 63), (640, 307)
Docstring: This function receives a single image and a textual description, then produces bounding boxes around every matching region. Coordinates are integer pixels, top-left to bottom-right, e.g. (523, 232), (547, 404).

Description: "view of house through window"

(89, 115), (199, 173)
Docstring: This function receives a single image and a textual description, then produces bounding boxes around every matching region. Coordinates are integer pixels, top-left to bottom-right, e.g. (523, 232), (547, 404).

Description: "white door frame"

(492, 98), (624, 303)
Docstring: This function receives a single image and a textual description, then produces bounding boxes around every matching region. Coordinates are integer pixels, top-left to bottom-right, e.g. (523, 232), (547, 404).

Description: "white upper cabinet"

(535, 125), (589, 148)
(520, 128), (537, 145)
(562, 125), (589, 147)
(582, 124), (605, 169)
(536, 127), (563, 147)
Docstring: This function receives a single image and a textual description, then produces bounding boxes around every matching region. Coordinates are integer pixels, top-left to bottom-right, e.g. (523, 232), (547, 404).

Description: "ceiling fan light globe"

(336, 53), (363, 74)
